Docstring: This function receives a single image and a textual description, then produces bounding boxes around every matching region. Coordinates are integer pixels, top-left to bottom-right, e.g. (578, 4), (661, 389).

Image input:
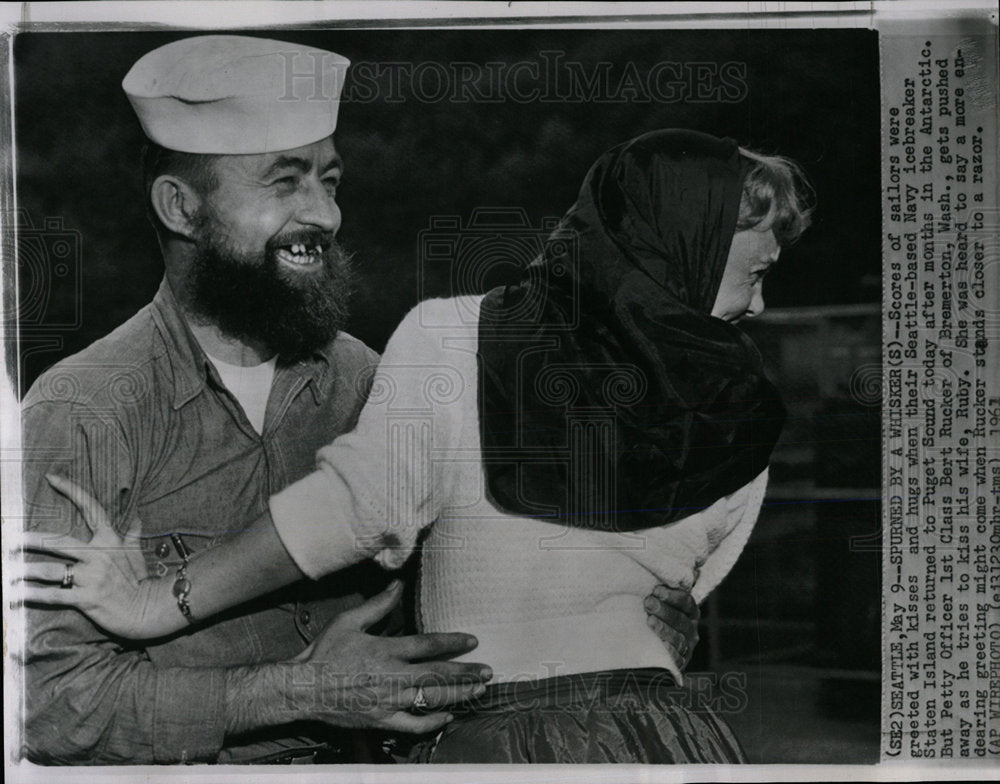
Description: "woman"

(22, 129), (811, 763)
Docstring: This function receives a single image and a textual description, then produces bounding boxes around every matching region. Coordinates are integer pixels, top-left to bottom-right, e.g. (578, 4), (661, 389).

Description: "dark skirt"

(409, 668), (747, 764)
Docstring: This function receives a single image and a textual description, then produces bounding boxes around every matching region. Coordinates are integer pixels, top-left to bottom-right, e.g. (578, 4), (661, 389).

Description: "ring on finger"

(60, 563), (75, 590)
(412, 686), (429, 711)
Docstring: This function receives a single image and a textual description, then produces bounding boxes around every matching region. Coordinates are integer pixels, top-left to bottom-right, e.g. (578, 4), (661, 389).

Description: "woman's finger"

(18, 530), (88, 560)
(17, 584), (82, 608)
(45, 474), (115, 541)
(20, 562), (76, 584)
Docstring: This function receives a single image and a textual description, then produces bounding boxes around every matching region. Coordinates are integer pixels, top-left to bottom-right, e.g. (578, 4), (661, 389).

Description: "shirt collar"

(149, 278), (334, 410)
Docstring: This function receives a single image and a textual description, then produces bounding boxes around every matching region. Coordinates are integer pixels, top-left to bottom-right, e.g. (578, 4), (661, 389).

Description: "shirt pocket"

(136, 492), (292, 667)
(135, 460), (268, 573)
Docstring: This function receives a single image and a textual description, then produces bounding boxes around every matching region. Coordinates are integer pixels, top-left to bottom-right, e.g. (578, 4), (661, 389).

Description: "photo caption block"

(881, 16), (1000, 762)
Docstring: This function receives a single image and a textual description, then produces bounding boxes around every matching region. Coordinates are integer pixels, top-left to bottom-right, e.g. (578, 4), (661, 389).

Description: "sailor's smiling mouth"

(276, 241), (325, 268)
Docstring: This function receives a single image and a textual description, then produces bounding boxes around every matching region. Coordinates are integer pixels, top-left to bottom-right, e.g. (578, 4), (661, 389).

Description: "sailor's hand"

(644, 585), (700, 669)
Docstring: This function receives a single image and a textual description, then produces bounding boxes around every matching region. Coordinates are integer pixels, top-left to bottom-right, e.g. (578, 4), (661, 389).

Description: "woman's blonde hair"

(737, 147), (815, 246)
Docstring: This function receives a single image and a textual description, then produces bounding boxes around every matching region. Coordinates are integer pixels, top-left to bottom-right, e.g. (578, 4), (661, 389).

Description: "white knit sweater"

(270, 295), (768, 684)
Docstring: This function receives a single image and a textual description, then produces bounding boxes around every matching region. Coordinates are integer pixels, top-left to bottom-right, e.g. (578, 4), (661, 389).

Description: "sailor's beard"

(188, 215), (355, 363)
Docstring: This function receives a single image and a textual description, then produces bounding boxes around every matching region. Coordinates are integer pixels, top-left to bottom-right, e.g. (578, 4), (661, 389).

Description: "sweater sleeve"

(269, 299), (473, 577)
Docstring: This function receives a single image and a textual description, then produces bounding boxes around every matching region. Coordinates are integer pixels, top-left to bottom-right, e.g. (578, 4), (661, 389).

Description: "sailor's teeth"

(315, 245), (323, 254)
(277, 246), (321, 267)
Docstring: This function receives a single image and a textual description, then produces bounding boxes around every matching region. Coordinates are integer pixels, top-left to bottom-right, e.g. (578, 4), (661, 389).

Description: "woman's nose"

(745, 286), (765, 318)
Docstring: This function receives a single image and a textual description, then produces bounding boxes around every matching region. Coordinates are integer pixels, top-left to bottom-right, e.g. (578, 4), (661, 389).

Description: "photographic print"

(1, 3), (996, 782)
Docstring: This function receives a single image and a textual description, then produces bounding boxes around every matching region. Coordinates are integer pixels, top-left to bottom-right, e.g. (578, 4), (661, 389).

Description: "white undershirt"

(205, 353), (277, 434)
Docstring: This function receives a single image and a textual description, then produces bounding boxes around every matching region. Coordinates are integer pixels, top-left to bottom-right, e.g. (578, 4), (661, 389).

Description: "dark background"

(11, 28), (882, 763)
(13, 28), (880, 391)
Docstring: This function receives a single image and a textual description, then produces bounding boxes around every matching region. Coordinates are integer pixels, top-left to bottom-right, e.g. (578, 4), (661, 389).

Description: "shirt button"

(156, 542), (170, 558)
(299, 609), (311, 626)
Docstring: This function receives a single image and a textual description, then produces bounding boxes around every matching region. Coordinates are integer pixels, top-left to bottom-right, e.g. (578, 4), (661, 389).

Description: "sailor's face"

(711, 220), (780, 323)
(199, 136), (343, 275)
(186, 135), (355, 360)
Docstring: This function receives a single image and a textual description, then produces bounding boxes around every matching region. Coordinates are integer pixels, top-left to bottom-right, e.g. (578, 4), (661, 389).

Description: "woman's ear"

(150, 174), (203, 239)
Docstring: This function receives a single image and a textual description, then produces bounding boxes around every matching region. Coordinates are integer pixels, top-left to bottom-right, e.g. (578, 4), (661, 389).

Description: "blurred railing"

(701, 303), (882, 686)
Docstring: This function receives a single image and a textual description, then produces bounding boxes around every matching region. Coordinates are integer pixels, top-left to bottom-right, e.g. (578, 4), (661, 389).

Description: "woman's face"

(711, 221), (780, 322)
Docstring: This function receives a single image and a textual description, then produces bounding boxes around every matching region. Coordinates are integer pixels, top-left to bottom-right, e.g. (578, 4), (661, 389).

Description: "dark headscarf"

(477, 129), (785, 532)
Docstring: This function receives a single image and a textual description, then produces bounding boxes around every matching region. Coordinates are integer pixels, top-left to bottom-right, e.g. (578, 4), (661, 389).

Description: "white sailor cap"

(123, 35), (349, 155)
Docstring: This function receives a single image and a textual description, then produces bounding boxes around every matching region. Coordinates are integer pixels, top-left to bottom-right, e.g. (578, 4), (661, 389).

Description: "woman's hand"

(17, 474), (182, 640)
